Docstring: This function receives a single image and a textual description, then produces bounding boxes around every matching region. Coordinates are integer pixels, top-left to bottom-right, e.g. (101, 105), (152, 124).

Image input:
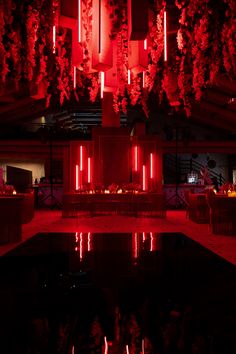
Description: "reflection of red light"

(134, 232), (138, 258)
(164, 11), (167, 62)
(76, 165), (79, 190)
(80, 146), (83, 171)
(100, 71), (105, 98)
(150, 232), (153, 252)
(73, 66), (76, 89)
(75, 232), (79, 242)
(88, 157), (91, 183)
(80, 232), (83, 260)
(128, 69), (131, 85)
(78, 0), (81, 42)
(142, 232), (146, 242)
(53, 25), (56, 53)
(88, 232), (91, 251)
(144, 39), (147, 50)
(142, 165), (146, 191)
(134, 146), (138, 171)
(150, 153), (153, 178)
(142, 338), (145, 353)
(104, 336), (108, 354)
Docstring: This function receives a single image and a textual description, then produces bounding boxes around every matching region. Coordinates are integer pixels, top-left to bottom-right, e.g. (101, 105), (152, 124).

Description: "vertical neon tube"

(134, 146), (138, 171)
(78, 0), (81, 42)
(150, 232), (153, 252)
(88, 157), (91, 183)
(104, 336), (108, 354)
(142, 232), (146, 242)
(80, 232), (83, 260)
(73, 66), (76, 89)
(76, 164), (79, 190)
(142, 71), (145, 88)
(134, 233), (138, 259)
(80, 146), (83, 171)
(164, 10), (167, 62)
(126, 345), (129, 354)
(142, 339), (145, 353)
(100, 71), (105, 98)
(150, 153), (153, 178)
(142, 165), (146, 191)
(128, 69), (131, 85)
(98, 0), (101, 54)
(72, 345), (74, 354)
(88, 232), (91, 252)
(53, 25), (56, 53)
(144, 39), (147, 50)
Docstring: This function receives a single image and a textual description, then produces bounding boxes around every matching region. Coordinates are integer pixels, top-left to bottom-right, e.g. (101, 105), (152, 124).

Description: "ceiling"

(0, 0), (235, 139)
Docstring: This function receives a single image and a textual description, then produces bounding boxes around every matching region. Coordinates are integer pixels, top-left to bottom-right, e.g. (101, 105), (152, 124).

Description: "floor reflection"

(0, 232), (236, 353)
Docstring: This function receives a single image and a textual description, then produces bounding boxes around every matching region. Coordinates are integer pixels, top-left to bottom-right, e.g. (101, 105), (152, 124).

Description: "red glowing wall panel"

(60, 0), (78, 18)
(92, 0), (113, 71)
(59, 15), (83, 66)
(104, 41), (118, 90)
(102, 92), (120, 127)
(128, 40), (148, 74)
(128, 0), (148, 40)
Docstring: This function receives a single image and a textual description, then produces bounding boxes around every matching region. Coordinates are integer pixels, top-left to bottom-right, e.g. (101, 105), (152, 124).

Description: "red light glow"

(143, 232), (146, 242)
(126, 345), (129, 354)
(75, 165), (80, 190)
(88, 232), (91, 252)
(142, 339), (145, 353)
(78, 0), (82, 42)
(73, 66), (76, 89)
(53, 25), (56, 53)
(150, 153), (154, 178)
(142, 71), (145, 88)
(144, 39), (147, 50)
(80, 146), (83, 171)
(150, 232), (153, 252)
(134, 232), (138, 259)
(134, 145), (138, 171)
(142, 165), (146, 191)
(164, 11), (167, 62)
(104, 336), (108, 354)
(100, 71), (105, 98)
(88, 157), (91, 183)
(80, 232), (83, 260)
(128, 69), (131, 85)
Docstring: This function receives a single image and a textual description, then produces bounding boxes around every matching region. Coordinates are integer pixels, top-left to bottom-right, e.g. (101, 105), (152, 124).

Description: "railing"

(163, 155), (226, 185)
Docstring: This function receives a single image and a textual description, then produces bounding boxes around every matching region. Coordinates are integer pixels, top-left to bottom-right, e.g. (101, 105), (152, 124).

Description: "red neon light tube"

(144, 39), (147, 50)
(150, 153), (153, 178)
(164, 10), (167, 62)
(100, 71), (105, 98)
(78, 0), (82, 42)
(80, 146), (83, 171)
(76, 164), (79, 190)
(88, 232), (91, 252)
(142, 165), (146, 191)
(80, 232), (83, 260)
(88, 157), (91, 183)
(73, 66), (76, 89)
(128, 69), (131, 85)
(134, 146), (138, 171)
(53, 25), (56, 53)
(150, 232), (153, 252)
(142, 71), (145, 88)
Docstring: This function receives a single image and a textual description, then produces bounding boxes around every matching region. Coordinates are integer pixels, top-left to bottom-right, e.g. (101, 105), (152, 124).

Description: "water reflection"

(0, 232), (236, 353)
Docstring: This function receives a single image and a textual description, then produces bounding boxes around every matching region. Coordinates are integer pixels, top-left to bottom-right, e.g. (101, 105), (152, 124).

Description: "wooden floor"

(1, 210), (236, 265)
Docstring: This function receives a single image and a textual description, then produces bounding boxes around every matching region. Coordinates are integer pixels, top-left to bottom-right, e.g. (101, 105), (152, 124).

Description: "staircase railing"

(163, 155), (226, 185)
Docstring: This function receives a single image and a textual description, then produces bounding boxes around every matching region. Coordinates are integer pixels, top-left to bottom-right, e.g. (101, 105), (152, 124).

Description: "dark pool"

(0, 232), (235, 353)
